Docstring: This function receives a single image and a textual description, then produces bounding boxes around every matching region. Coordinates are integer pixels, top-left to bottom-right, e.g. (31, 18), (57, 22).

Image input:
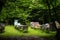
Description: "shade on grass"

(0, 25), (56, 37)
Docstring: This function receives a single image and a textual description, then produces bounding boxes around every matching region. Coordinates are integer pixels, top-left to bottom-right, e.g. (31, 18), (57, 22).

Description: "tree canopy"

(0, 0), (60, 24)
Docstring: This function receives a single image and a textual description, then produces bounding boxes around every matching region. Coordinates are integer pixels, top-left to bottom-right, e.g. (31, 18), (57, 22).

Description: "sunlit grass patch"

(0, 25), (56, 37)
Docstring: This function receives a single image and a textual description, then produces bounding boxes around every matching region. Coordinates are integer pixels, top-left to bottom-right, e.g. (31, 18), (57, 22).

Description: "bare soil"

(0, 36), (56, 40)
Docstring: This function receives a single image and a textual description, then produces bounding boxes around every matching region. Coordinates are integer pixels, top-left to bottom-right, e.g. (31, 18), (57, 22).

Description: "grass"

(0, 25), (56, 37)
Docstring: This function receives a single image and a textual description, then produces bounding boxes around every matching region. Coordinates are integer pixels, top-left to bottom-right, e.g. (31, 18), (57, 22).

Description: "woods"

(0, 0), (60, 40)
(0, 0), (60, 24)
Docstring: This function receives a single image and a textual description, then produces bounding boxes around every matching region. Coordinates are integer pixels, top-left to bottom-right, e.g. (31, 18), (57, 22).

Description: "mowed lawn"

(0, 25), (56, 37)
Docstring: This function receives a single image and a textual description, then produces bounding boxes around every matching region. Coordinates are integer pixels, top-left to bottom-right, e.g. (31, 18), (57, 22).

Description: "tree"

(0, 0), (30, 24)
(0, 0), (47, 24)
(42, 0), (60, 39)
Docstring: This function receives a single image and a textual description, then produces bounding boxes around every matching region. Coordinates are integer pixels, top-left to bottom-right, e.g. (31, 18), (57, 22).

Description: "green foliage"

(0, 0), (60, 24)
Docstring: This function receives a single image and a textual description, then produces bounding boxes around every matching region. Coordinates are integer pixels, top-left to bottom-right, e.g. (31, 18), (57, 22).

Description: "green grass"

(0, 25), (56, 37)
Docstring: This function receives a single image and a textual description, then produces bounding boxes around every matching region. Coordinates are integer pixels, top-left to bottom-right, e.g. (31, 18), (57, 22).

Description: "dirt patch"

(0, 36), (56, 40)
